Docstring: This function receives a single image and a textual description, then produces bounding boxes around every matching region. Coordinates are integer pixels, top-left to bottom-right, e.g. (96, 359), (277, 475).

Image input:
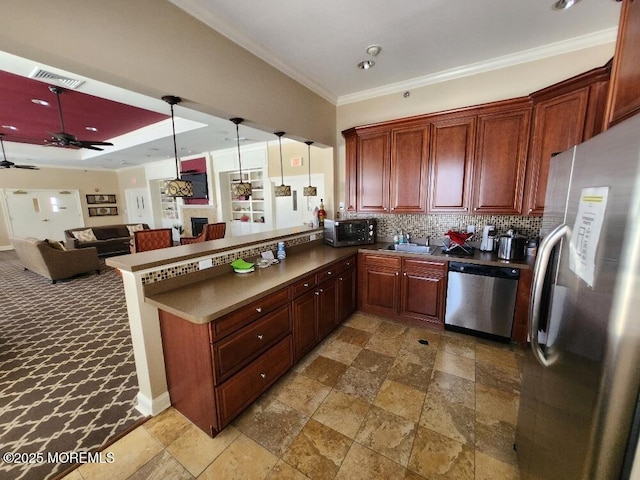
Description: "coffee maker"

(480, 225), (497, 251)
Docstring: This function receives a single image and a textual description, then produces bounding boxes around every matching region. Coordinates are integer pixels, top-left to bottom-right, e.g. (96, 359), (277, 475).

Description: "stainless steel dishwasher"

(445, 262), (519, 339)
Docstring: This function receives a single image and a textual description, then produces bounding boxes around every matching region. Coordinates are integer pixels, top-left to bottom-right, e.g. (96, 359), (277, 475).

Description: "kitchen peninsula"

(107, 226), (342, 425)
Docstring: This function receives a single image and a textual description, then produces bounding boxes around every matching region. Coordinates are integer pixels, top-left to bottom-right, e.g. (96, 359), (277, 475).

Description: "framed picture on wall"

(88, 206), (118, 217)
(86, 194), (117, 204)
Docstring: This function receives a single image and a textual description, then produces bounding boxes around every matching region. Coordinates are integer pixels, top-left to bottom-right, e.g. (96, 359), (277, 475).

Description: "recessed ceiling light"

(366, 45), (382, 56)
(85, 126), (98, 132)
(31, 98), (49, 106)
(2, 125), (18, 130)
(357, 60), (375, 70)
(553, 0), (581, 10)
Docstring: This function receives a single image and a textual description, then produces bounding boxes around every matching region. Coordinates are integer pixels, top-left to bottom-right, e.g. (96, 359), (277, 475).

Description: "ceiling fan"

(0, 134), (38, 170)
(47, 85), (114, 151)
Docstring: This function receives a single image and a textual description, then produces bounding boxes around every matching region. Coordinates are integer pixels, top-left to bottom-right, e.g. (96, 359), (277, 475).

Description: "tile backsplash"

(345, 212), (542, 243)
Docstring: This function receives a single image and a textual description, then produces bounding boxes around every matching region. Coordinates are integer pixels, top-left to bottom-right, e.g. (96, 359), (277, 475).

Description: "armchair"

(130, 228), (173, 253)
(180, 222), (226, 245)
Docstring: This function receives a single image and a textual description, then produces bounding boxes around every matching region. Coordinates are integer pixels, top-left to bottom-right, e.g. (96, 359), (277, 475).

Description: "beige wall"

(0, 0), (335, 148)
(334, 43), (616, 204)
(267, 141), (334, 215)
(0, 167), (123, 246)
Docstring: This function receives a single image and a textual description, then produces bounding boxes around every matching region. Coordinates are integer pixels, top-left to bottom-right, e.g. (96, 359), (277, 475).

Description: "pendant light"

(273, 131), (291, 197)
(161, 95), (193, 197)
(303, 140), (317, 197)
(229, 118), (252, 197)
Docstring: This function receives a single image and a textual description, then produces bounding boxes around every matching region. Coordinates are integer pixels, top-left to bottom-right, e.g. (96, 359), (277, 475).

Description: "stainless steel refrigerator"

(516, 113), (640, 480)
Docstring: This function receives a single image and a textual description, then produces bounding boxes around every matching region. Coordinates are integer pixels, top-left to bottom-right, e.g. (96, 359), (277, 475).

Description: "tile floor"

(60, 312), (524, 480)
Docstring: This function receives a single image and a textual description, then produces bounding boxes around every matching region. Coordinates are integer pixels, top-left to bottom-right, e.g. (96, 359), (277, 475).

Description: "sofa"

(64, 223), (150, 256)
(11, 237), (100, 284)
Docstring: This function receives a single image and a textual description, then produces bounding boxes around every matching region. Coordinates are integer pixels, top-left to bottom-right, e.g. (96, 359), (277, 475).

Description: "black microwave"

(324, 218), (376, 247)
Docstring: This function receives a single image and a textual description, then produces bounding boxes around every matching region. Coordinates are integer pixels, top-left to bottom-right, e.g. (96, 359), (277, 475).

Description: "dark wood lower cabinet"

(359, 253), (447, 328)
(160, 254), (357, 438)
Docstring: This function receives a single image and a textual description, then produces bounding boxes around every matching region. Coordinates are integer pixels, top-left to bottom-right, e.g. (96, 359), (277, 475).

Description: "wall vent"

(28, 68), (85, 90)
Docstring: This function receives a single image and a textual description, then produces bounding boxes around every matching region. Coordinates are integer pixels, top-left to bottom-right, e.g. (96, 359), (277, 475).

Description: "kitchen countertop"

(145, 243), (360, 324)
(360, 243), (535, 269)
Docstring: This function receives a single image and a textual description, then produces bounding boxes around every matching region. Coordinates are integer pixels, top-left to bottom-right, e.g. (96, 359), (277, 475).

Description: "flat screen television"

(181, 172), (208, 199)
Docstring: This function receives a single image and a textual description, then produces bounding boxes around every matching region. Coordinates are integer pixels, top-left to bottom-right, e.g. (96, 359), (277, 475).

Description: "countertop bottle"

(318, 199), (326, 227)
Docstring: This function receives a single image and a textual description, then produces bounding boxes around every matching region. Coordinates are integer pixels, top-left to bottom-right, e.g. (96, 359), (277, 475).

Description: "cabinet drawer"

(403, 258), (447, 275)
(213, 304), (291, 384)
(361, 253), (401, 268)
(290, 274), (317, 298)
(334, 255), (357, 275)
(317, 263), (339, 284)
(210, 288), (289, 341)
(216, 335), (293, 428)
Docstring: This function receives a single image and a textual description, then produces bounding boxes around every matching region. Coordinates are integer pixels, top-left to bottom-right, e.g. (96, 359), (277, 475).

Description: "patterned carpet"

(0, 250), (143, 480)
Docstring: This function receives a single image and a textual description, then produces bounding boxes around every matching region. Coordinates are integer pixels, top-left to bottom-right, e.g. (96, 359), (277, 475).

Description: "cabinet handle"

(346, 262), (351, 266)
(339, 277), (343, 281)
(474, 207), (478, 211)
(256, 307), (262, 313)
(260, 373), (266, 379)
(529, 208), (533, 213)
(404, 272), (407, 276)
(327, 271), (332, 275)
(257, 334), (264, 340)
(395, 272), (399, 276)
(303, 283), (309, 287)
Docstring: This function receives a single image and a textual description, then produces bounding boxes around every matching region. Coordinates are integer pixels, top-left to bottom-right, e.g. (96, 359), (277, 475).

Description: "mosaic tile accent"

(140, 233), (314, 285)
(345, 213), (542, 243)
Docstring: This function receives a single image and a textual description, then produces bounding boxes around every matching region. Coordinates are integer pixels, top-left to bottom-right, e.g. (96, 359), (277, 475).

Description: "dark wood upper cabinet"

(606, 0), (640, 128)
(390, 126), (429, 213)
(344, 131), (358, 212)
(471, 102), (532, 215)
(525, 65), (611, 216)
(357, 131), (390, 212)
(428, 115), (476, 213)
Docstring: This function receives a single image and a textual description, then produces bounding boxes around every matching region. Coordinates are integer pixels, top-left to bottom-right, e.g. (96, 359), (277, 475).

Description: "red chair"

(180, 222), (226, 245)
(130, 228), (173, 253)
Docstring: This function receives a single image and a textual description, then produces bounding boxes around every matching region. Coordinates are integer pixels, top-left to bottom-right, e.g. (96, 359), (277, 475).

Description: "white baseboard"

(135, 391), (171, 417)
(0, 245), (14, 251)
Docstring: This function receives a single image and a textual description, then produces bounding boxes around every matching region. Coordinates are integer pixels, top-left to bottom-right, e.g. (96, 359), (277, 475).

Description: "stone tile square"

(271, 371), (331, 416)
(373, 379), (425, 423)
(283, 419), (352, 480)
(408, 426), (474, 480)
(355, 405), (417, 467)
(334, 441), (405, 480)
(317, 339), (362, 365)
(476, 383), (520, 425)
(166, 423), (240, 477)
(350, 348), (394, 378)
(334, 366), (386, 403)
(476, 342), (520, 371)
(198, 433), (278, 480)
(128, 450), (193, 480)
(433, 350), (476, 381)
(386, 356), (432, 392)
(300, 355), (348, 387)
(78, 426), (163, 480)
(336, 326), (373, 347)
(265, 459), (309, 480)
(233, 398), (308, 457)
(343, 313), (382, 332)
(427, 370), (475, 409)
(312, 389), (370, 439)
(439, 338), (476, 359)
(420, 392), (475, 445)
(144, 407), (192, 447)
(475, 413), (519, 466)
(396, 341), (437, 369)
(476, 361), (522, 394)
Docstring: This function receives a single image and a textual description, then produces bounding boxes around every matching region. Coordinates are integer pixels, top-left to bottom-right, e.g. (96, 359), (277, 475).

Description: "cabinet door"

(361, 265), (400, 316)
(317, 278), (337, 340)
(472, 106), (531, 214)
(605, 0), (640, 127)
(291, 290), (318, 361)
(400, 259), (447, 325)
(428, 116), (476, 213)
(337, 266), (357, 323)
(525, 88), (589, 216)
(390, 126), (429, 213)
(357, 131), (390, 212)
(344, 131), (358, 212)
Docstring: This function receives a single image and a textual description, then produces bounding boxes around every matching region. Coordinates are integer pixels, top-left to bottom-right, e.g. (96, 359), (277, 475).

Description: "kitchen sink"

(381, 243), (433, 254)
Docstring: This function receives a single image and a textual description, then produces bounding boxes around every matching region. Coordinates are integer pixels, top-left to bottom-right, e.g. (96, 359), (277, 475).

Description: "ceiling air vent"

(28, 68), (85, 90)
